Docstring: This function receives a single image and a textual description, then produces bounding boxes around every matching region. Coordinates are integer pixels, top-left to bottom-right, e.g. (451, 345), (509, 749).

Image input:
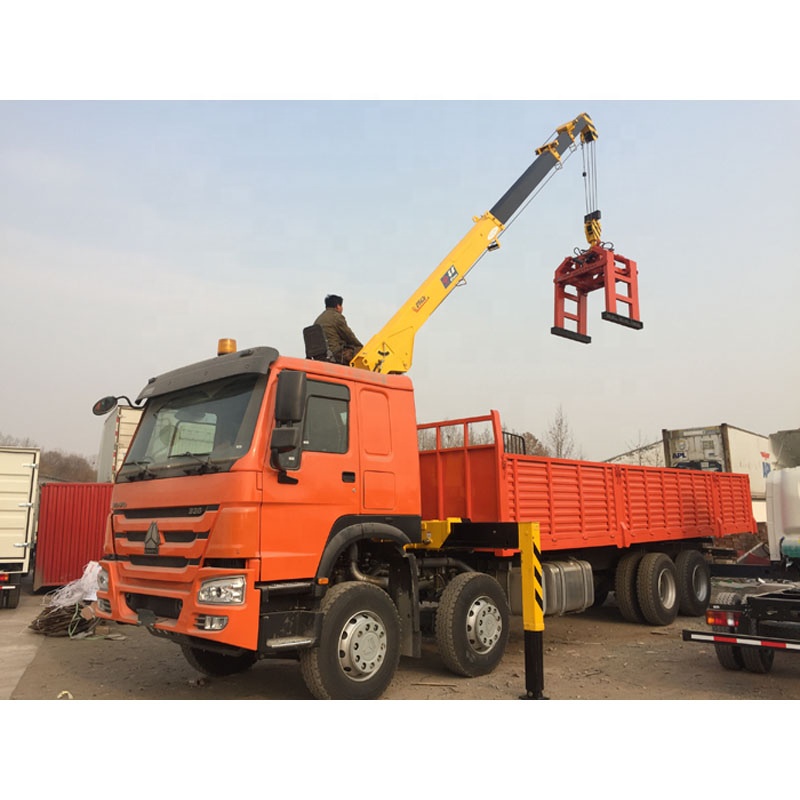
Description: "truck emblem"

(144, 521), (160, 555)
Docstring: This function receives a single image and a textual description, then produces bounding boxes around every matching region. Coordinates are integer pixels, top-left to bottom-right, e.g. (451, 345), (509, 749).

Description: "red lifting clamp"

(551, 245), (643, 344)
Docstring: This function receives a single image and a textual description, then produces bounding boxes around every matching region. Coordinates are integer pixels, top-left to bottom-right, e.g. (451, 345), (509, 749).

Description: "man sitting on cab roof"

(313, 294), (363, 364)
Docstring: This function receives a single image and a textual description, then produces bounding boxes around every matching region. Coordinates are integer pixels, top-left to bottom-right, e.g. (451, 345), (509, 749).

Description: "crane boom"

(349, 113), (599, 374)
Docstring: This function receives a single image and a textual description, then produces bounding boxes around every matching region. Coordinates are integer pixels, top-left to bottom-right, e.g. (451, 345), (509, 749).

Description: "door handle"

(341, 471), (356, 483)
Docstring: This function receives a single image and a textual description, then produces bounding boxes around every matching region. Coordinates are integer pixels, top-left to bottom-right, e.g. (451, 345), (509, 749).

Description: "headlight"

(197, 575), (246, 605)
(97, 567), (109, 592)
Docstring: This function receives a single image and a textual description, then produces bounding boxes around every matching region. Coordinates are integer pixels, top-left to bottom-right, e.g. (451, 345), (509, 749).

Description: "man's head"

(325, 294), (343, 310)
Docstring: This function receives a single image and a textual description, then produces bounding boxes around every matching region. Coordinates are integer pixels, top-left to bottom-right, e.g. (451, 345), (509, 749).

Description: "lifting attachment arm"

(350, 114), (601, 374)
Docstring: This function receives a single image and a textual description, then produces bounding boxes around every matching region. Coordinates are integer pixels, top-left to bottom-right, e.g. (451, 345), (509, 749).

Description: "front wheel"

(300, 582), (401, 700)
(435, 572), (510, 678)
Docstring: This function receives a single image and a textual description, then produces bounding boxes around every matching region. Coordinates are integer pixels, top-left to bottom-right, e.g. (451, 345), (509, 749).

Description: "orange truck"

(92, 114), (754, 698)
(93, 352), (755, 699)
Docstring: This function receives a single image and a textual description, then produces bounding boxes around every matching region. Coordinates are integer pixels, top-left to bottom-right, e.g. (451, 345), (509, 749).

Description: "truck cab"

(96, 346), (424, 698)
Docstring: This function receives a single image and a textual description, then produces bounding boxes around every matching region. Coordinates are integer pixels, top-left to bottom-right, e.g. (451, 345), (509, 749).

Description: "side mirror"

(92, 396), (119, 416)
(275, 370), (306, 423)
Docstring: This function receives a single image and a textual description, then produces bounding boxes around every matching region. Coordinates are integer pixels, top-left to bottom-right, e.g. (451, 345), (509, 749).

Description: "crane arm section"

(350, 113), (598, 374)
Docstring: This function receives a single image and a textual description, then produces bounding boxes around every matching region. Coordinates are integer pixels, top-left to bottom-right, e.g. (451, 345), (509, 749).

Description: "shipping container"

(662, 423), (771, 524)
(96, 405), (143, 483)
(33, 482), (113, 591)
(0, 446), (40, 607)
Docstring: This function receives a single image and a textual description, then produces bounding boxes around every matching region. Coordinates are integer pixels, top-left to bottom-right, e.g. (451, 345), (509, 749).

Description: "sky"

(1, 5), (799, 467)
(1, 98), (799, 462)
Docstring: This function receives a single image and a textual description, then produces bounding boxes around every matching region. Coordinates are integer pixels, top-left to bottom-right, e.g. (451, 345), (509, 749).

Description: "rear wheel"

(2, 586), (21, 609)
(435, 572), (510, 677)
(614, 551), (645, 623)
(300, 582), (401, 700)
(675, 550), (711, 616)
(741, 645), (775, 674)
(712, 591), (743, 670)
(636, 552), (679, 626)
(181, 644), (258, 676)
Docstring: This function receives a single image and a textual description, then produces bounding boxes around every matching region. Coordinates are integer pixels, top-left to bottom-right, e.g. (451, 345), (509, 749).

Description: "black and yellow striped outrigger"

(518, 522), (546, 700)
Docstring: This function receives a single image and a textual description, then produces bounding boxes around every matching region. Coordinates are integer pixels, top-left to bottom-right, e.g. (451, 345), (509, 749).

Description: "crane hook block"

(551, 245), (643, 344)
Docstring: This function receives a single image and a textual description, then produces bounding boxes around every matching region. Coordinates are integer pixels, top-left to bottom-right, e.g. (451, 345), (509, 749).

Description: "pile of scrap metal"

(28, 561), (101, 638)
(29, 601), (98, 638)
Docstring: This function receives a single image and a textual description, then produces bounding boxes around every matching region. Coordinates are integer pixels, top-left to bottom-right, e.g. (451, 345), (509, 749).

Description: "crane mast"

(349, 114), (599, 374)
(346, 112), (640, 373)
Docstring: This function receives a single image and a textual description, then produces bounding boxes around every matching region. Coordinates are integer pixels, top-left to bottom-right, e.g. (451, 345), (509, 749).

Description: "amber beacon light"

(217, 338), (237, 356)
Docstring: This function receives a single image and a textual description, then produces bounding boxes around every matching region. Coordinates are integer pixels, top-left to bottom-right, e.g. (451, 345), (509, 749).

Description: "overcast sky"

(2, 98), (798, 462)
(1, 4), (798, 464)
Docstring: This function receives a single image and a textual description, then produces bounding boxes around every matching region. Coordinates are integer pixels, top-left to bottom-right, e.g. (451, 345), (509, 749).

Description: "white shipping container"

(0, 446), (40, 574)
(662, 424), (771, 499)
(96, 406), (143, 483)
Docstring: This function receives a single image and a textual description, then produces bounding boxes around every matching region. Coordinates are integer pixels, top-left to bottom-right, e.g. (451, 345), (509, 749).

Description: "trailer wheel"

(712, 591), (743, 670)
(435, 572), (510, 677)
(675, 550), (711, 617)
(300, 582), (401, 700)
(614, 551), (645, 623)
(2, 586), (21, 609)
(636, 552), (679, 626)
(741, 646), (775, 674)
(181, 644), (258, 676)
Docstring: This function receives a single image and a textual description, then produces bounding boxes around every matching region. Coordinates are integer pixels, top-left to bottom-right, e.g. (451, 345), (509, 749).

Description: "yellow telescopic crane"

(349, 113), (601, 374)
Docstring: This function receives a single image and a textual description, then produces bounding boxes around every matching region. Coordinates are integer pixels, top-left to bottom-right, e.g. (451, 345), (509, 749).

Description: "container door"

(0, 448), (39, 571)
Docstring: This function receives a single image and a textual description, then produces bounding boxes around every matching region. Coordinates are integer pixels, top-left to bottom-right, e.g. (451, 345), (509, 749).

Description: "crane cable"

(582, 137), (599, 218)
(453, 135), (596, 288)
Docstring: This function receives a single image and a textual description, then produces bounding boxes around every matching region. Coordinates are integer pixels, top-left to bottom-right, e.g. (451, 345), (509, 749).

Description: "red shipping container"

(34, 482), (113, 590)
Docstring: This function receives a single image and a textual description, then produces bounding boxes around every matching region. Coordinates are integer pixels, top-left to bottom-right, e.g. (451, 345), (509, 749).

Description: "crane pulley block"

(551, 245), (643, 344)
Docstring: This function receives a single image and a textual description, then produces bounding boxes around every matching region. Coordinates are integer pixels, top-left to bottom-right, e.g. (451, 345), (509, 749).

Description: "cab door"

(261, 378), (360, 581)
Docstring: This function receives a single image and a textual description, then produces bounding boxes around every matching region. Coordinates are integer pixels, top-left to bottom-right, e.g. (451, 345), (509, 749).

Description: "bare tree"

(0, 432), (37, 447)
(1, 432), (95, 482)
(623, 431), (664, 467)
(543, 405), (576, 459)
(521, 431), (549, 456)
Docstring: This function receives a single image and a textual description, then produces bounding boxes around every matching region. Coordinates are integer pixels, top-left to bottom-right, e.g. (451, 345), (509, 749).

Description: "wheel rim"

(691, 565), (709, 602)
(337, 610), (388, 682)
(658, 569), (677, 609)
(466, 595), (503, 653)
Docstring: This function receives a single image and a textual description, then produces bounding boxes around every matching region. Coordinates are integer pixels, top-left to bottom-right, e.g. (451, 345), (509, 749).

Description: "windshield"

(118, 373), (266, 482)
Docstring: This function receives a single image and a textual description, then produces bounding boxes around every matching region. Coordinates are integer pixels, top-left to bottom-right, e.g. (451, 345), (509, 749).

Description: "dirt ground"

(10, 580), (800, 701)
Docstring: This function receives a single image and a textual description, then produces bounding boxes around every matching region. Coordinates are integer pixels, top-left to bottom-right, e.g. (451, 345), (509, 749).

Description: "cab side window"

(303, 382), (349, 454)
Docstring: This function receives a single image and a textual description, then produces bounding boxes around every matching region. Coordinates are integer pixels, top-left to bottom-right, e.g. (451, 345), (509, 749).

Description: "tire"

(614, 551), (646, 623)
(300, 582), (401, 700)
(713, 628), (744, 670)
(712, 592), (743, 670)
(7, 586), (20, 609)
(741, 645), (775, 674)
(675, 550), (711, 617)
(636, 552), (679, 626)
(2, 585), (21, 609)
(181, 644), (258, 676)
(435, 572), (510, 678)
